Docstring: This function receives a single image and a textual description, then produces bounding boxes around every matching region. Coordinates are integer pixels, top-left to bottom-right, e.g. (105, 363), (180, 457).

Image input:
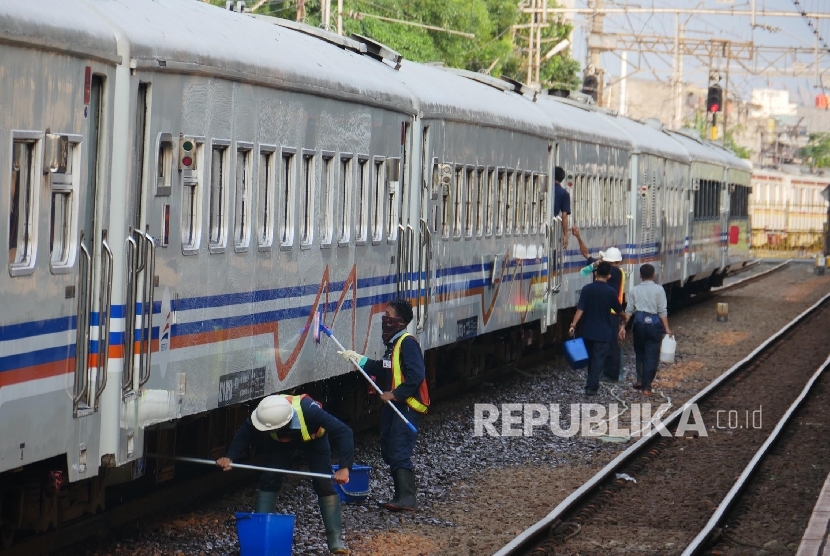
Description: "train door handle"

(139, 230), (156, 387)
(73, 231), (93, 408)
(95, 231), (114, 410)
(123, 232), (139, 396)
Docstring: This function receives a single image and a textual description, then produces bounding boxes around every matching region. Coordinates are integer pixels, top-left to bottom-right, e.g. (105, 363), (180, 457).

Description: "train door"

(66, 72), (113, 481)
(543, 142), (560, 331)
(396, 121), (416, 307)
(719, 173), (730, 268)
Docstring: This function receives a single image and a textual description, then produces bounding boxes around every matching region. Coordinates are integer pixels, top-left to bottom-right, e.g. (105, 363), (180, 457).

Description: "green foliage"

(213, 0), (579, 89)
(800, 133), (830, 169)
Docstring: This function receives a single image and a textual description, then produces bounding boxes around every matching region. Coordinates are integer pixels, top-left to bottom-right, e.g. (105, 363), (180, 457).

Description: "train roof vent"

(351, 34), (403, 69)
(250, 14), (368, 55)
(441, 68), (512, 92)
(499, 76), (539, 99)
(676, 127), (703, 141)
(643, 117), (663, 130)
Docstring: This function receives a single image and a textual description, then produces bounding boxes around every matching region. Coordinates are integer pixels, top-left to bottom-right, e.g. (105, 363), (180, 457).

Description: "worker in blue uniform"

(216, 394), (353, 554)
(569, 262), (628, 395)
(572, 226), (626, 382)
(553, 166), (571, 247)
(338, 299), (429, 511)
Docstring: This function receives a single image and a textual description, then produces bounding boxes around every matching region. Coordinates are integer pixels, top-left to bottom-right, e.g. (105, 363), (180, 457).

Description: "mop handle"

(150, 455), (334, 480)
(320, 325), (418, 434)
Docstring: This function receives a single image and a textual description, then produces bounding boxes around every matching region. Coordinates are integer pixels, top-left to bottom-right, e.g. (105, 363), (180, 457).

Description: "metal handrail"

(123, 230), (138, 395)
(543, 223), (552, 298)
(552, 216), (563, 293)
(396, 224), (406, 297)
(418, 218), (431, 331)
(139, 230), (156, 387)
(73, 232), (93, 406)
(95, 231), (114, 409)
(406, 224), (414, 301)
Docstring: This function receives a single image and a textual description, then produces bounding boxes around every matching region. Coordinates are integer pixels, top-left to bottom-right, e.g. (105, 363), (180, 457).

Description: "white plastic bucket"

(660, 334), (676, 364)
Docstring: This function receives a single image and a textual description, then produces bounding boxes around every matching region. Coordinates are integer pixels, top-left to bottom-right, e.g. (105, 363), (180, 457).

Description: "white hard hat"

(251, 395), (294, 431)
(600, 247), (623, 263)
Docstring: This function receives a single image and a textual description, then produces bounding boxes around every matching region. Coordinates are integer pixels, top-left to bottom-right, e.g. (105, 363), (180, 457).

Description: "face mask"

(381, 315), (407, 344)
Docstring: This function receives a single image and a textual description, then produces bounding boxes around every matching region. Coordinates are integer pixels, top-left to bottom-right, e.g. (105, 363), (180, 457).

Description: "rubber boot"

(318, 495), (349, 554)
(378, 470), (400, 507)
(384, 468), (416, 511)
(254, 490), (278, 513)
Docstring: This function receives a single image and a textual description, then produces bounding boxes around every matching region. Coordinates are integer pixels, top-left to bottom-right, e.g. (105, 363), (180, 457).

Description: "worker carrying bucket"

(216, 394), (353, 554)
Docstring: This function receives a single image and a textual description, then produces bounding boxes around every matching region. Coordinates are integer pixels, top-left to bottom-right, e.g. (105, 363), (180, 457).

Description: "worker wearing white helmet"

(216, 394), (353, 554)
(572, 227), (626, 382)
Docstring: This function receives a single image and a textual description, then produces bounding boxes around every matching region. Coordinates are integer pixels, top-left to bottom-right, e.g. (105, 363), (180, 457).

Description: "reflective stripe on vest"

(611, 267), (626, 315)
(391, 333), (429, 414)
(269, 394), (325, 442)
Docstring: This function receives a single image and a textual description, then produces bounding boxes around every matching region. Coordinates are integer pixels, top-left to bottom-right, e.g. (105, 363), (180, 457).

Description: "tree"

(214, 0), (580, 89)
(690, 110), (751, 159)
(800, 133), (830, 170)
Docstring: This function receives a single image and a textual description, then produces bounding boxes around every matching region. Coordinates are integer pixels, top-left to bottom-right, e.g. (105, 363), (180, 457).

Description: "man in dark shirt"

(338, 299), (429, 511)
(216, 394), (352, 554)
(572, 226), (626, 382)
(553, 166), (571, 247)
(569, 262), (627, 395)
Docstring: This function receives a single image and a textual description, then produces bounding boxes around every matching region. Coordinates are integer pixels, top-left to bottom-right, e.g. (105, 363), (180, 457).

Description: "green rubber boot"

(254, 490), (278, 513)
(384, 468), (417, 511)
(318, 495), (349, 554)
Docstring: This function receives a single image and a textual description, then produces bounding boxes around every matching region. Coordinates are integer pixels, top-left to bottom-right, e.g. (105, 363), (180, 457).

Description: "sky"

(564, 0), (830, 106)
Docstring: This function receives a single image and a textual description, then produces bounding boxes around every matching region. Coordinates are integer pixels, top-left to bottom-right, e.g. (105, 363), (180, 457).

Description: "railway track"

(0, 261), (791, 556)
(495, 291), (830, 556)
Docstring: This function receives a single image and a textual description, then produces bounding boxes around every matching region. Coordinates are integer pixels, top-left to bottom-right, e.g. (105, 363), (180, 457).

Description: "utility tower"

(583, 0), (605, 103)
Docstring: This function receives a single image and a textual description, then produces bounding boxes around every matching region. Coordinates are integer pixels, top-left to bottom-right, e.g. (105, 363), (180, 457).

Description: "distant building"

(749, 89), (798, 118)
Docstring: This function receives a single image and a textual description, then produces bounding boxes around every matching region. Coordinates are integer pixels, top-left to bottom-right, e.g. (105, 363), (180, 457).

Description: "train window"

(234, 145), (252, 251)
(321, 153), (334, 246)
(453, 166), (463, 238)
(45, 135), (80, 273)
(339, 155), (352, 245)
(530, 174), (539, 234)
(9, 137), (41, 274)
(257, 147), (275, 250)
(485, 168), (495, 236)
(372, 157), (385, 243)
(386, 158), (399, 243)
(506, 170), (515, 234)
(496, 169), (506, 236)
(537, 174), (547, 233)
(475, 168), (485, 237)
(209, 141), (230, 251)
(515, 172), (525, 234)
(280, 149), (296, 247)
(182, 139), (204, 255)
(465, 167), (474, 238)
(356, 157), (368, 243)
(301, 151), (315, 246)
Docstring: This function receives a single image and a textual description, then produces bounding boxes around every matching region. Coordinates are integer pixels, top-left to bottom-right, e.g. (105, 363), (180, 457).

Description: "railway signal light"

(707, 85), (722, 113)
(582, 75), (598, 103)
(179, 135), (196, 171)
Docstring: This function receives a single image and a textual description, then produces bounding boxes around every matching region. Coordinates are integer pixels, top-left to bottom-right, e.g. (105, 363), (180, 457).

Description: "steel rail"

(681, 352), (830, 555)
(494, 290), (830, 556)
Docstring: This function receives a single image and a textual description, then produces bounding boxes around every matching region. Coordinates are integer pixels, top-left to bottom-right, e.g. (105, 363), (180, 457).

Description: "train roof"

(84, 0), (418, 114)
(534, 95), (634, 150)
(667, 130), (729, 166)
(396, 62), (555, 138)
(0, 0), (119, 63)
(601, 115), (690, 163)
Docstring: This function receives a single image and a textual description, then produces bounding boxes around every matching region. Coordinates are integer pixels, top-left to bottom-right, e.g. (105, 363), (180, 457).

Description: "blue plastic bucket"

(564, 338), (590, 370)
(235, 512), (294, 556)
(332, 464), (372, 503)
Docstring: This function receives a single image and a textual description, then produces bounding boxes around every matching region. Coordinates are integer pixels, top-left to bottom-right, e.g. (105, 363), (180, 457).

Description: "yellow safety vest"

(269, 394), (325, 442)
(612, 268), (626, 315)
(391, 333), (430, 414)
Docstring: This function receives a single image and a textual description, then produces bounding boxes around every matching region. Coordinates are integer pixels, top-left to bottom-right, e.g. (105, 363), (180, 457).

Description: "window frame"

(453, 164), (463, 240)
(495, 168), (506, 237)
(355, 155), (369, 245)
(233, 141), (253, 253)
(279, 147), (297, 250)
(338, 154), (353, 246)
(181, 136), (205, 256)
(257, 144), (277, 252)
(300, 149), (316, 249)
(320, 151), (335, 248)
(208, 139), (231, 254)
(9, 132), (44, 276)
(371, 155), (386, 245)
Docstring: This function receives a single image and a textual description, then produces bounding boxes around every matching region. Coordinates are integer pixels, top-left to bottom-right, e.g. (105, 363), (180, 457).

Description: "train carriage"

(533, 95), (632, 312)
(600, 117), (690, 290)
(717, 146), (753, 268)
(667, 130), (730, 292)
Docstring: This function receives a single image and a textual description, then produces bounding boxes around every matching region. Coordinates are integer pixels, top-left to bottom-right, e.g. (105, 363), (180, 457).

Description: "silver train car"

(0, 0), (752, 539)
